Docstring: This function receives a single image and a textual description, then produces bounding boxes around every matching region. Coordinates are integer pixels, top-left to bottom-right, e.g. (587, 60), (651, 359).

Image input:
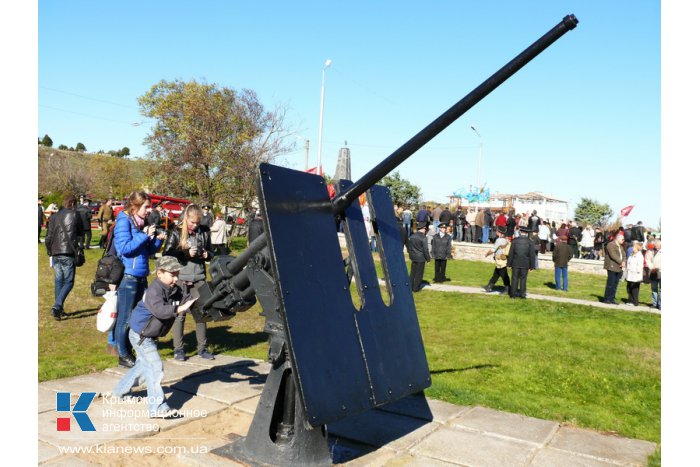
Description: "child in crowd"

(625, 241), (644, 306)
(111, 256), (197, 418)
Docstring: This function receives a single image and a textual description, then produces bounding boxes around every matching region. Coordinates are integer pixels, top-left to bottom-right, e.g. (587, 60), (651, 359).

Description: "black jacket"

(248, 218), (264, 245)
(568, 226), (582, 245)
(431, 233), (452, 260)
(408, 231), (431, 262)
(439, 210), (452, 224)
(163, 226), (212, 282)
(45, 208), (83, 256)
(506, 217), (516, 237)
(129, 278), (191, 337)
(75, 204), (92, 231)
(147, 210), (162, 227)
(507, 235), (536, 269)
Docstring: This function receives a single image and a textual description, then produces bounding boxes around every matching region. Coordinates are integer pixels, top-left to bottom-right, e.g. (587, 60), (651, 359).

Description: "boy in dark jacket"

(111, 256), (197, 418)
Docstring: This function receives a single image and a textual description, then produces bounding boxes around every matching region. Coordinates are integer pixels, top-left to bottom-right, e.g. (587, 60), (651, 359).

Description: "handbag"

(75, 247), (86, 267)
(90, 224), (124, 297)
(96, 291), (118, 332)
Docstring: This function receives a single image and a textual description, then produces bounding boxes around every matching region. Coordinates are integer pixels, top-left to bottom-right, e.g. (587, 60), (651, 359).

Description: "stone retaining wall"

(338, 234), (607, 276)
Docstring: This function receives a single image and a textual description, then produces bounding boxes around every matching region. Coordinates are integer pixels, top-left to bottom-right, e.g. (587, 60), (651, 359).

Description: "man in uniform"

(408, 222), (431, 292)
(507, 226), (536, 298)
(431, 222), (452, 283)
(201, 204), (214, 229)
(97, 198), (115, 248)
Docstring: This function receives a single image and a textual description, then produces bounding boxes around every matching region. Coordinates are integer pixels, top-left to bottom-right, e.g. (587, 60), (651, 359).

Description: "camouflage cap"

(155, 255), (184, 273)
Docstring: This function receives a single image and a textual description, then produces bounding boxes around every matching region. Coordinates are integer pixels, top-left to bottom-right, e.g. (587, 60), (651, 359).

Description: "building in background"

(449, 191), (569, 223)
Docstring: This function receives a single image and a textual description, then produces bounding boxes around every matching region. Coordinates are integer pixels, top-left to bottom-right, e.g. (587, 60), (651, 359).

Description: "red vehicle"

(113, 194), (192, 228)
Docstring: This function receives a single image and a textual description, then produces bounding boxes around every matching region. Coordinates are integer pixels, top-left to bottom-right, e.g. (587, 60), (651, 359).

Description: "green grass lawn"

(375, 255), (653, 305)
(37, 240), (660, 458)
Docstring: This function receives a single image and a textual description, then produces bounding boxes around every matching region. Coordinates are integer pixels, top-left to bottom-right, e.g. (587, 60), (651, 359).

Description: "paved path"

(411, 281), (661, 315)
(38, 356), (657, 466)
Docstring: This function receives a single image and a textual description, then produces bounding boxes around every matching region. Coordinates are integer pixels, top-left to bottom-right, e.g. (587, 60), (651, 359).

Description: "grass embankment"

(37, 237), (660, 451)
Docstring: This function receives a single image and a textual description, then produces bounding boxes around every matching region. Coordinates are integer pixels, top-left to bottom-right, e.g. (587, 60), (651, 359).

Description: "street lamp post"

(470, 125), (483, 189)
(316, 59), (332, 176)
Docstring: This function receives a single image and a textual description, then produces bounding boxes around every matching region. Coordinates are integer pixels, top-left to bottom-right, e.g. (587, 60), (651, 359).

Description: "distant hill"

(38, 145), (151, 201)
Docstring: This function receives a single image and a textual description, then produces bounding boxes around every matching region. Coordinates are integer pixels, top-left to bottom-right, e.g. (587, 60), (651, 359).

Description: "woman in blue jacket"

(113, 191), (166, 368)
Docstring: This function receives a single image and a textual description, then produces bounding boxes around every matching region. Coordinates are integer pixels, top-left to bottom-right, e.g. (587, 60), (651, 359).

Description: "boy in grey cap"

(111, 256), (197, 418)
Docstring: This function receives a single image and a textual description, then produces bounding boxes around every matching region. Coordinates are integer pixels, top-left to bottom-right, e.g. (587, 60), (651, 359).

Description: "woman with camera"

(163, 204), (215, 361)
(113, 191), (167, 368)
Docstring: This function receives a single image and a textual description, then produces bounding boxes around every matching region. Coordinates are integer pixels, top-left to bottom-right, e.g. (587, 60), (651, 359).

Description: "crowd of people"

(396, 203), (661, 307)
(42, 192), (242, 417)
(41, 193), (242, 363)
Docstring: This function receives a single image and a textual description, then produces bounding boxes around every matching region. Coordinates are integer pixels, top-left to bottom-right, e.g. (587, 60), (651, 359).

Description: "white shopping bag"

(96, 290), (118, 332)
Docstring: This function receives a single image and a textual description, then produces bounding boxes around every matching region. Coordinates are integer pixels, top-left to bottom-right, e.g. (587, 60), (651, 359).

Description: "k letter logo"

(56, 392), (96, 431)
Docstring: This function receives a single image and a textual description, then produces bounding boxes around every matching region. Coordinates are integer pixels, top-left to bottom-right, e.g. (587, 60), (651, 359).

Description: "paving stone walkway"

(408, 281), (661, 315)
(38, 355), (657, 466)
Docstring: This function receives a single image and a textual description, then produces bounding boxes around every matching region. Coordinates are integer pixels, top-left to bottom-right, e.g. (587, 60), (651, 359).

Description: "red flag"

(305, 166), (323, 176)
(620, 205), (634, 218)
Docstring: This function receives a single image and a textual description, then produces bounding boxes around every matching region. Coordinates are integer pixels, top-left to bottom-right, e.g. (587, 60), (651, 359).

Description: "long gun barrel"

(334, 14), (578, 213)
(200, 14), (578, 316)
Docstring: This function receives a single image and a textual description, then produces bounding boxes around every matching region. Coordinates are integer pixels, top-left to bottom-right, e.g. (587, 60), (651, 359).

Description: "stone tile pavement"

(38, 355), (657, 466)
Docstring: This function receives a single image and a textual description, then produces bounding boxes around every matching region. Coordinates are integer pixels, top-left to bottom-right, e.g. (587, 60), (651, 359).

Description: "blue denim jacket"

(113, 212), (162, 277)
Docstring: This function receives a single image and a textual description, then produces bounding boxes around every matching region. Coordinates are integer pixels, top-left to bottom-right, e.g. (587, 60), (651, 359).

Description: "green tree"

(41, 134), (53, 147)
(119, 147), (130, 157)
(58, 144), (68, 150)
(138, 79), (293, 207)
(76, 142), (86, 152)
(574, 198), (613, 227)
(378, 171), (422, 207)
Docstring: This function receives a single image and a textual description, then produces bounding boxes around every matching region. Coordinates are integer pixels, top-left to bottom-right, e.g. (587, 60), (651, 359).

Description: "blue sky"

(38, 1), (660, 226)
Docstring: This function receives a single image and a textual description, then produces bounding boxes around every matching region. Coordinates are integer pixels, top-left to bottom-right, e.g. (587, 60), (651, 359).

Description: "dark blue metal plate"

(258, 163), (430, 427)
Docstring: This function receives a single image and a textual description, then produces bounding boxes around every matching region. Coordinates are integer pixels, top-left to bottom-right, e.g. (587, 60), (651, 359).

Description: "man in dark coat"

(408, 222), (431, 292)
(200, 204), (214, 228)
(507, 227), (537, 298)
(505, 208), (517, 239)
(45, 195), (83, 320)
(568, 221), (583, 258)
(431, 222), (453, 283)
(248, 210), (264, 245)
(75, 199), (93, 249)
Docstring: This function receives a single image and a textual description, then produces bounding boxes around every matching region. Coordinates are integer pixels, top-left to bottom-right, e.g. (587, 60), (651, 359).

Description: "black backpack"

(90, 224), (125, 297)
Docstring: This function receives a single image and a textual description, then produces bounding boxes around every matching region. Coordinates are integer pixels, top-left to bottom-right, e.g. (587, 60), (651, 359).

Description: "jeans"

(112, 329), (170, 416)
(555, 266), (568, 290)
(52, 256), (75, 311)
(456, 224), (464, 242)
(482, 226), (490, 243)
(604, 270), (623, 303)
(403, 221), (411, 236)
(650, 278), (660, 308)
(116, 274), (148, 357)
